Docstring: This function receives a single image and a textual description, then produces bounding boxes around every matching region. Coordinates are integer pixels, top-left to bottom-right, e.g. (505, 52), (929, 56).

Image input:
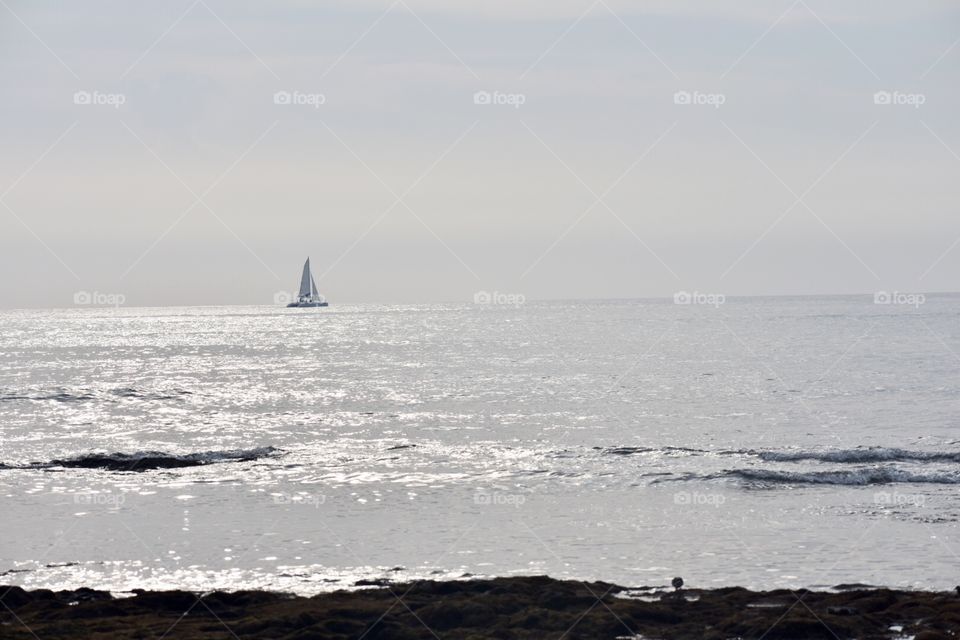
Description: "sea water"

(1, 296), (958, 594)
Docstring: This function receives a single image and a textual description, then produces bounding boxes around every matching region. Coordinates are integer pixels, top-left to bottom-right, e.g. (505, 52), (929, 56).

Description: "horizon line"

(3, 289), (958, 312)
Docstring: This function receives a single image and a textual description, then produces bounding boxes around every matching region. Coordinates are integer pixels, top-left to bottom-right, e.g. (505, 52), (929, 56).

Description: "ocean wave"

(0, 389), (95, 402)
(3, 447), (279, 472)
(109, 387), (193, 401)
(0, 387), (192, 403)
(753, 447), (960, 464)
(728, 467), (960, 486)
(598, 445), (960, 465)
(599, 446), (706, 456)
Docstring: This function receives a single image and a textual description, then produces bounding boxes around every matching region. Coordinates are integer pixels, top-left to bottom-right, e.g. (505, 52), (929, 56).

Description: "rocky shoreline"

(2, 576), (958, 639)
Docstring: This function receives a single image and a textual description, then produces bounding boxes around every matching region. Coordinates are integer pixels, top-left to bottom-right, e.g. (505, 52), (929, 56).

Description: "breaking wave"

(599, 446), (708, 456)
(108, 387), (193, 401)
(727, 467), (960, 486)
(0, 387), (192, 403)
(598, 445), (960, 465)
(0, 390), (95, 402)
(2, 447), (279, 472)
(752, 447), (960, 464)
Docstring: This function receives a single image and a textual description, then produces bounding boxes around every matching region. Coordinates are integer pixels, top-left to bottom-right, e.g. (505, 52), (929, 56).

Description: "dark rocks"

(536, 588), (598, 610)
(846, 590), (896, 612)
(64, 587), (112, 603)
(128, 589), (199, 612)
(825, 605), (858, 615)
(61, 601), (129, 619)
(1, 577), (959, 639)
(0, 586), (40, 608)
(353, 578), (392, 587)
(417, 601), (493, 630)
(832, 582), (878, 591)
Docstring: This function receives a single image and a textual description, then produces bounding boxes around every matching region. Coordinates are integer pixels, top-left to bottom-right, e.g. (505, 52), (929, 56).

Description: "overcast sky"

(1, 0), (958, 307)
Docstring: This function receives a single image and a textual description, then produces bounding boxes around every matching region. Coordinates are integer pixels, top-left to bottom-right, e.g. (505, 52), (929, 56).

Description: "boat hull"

(286, 302), (329, 308)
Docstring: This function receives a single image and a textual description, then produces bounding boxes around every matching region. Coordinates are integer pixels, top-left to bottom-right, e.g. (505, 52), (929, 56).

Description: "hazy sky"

(1, 0), (958, 307)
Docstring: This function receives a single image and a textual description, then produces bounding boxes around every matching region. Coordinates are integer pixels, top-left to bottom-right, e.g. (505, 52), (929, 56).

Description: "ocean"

(1, 296), (958, 594)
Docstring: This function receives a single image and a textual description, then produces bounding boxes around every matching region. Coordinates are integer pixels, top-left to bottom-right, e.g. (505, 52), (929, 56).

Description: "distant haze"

(1, 0), (958, 307)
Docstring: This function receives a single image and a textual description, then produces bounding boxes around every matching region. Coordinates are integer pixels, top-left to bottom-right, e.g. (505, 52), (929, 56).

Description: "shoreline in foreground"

(2, 576), (958, 639)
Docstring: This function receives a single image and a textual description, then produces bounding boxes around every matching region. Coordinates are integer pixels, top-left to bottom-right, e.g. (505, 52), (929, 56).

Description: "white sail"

(298, 258), (312, 298)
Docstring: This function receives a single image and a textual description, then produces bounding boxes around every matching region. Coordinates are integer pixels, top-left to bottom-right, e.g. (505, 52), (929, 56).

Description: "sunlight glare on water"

(1, 297), (959, 593)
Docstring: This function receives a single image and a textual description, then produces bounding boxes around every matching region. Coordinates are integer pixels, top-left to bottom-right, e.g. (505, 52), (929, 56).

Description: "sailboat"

(286, 257), (329, 308)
